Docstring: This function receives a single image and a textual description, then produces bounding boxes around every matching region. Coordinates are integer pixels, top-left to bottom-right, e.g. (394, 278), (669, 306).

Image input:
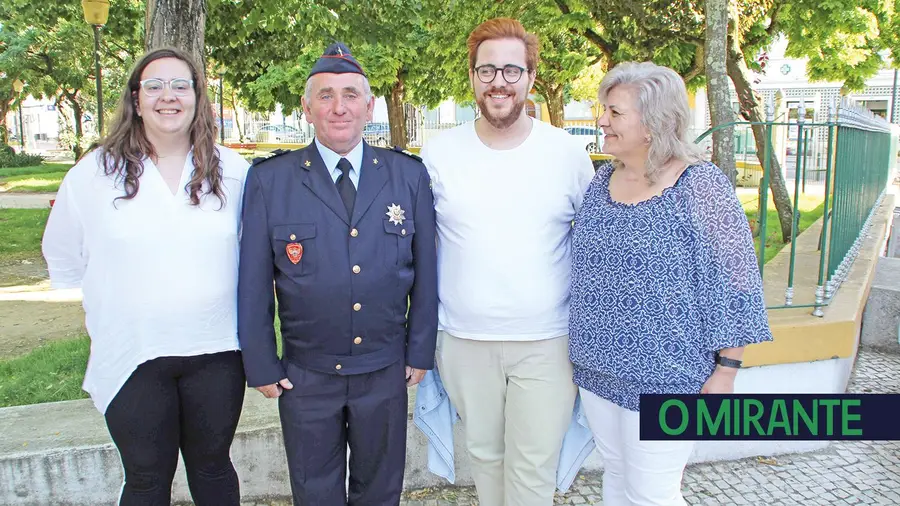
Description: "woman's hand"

(701, 366), (737, 394)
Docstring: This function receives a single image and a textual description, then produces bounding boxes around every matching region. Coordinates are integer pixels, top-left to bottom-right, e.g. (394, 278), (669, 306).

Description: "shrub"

(0, 148), (44, 168)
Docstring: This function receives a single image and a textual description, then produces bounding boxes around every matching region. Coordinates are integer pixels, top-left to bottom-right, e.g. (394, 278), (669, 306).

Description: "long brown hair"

(99, 47), (225, 206)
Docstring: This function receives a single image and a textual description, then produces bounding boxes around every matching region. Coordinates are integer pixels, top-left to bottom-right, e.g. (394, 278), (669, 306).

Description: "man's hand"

(405, 366), (426, 387)
(255, 378), (294, 398)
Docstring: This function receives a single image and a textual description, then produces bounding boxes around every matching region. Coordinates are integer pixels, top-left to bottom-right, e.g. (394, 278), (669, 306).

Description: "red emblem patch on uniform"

(286, 243), (303, 264)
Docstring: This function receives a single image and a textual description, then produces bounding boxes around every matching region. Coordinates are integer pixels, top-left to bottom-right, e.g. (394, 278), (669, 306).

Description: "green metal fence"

(696, 99), (894, 315)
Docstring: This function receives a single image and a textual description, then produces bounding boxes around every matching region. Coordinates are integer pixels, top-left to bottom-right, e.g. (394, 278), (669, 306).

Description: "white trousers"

(580, 388), (695, 506)
(436, 331), (577, 506)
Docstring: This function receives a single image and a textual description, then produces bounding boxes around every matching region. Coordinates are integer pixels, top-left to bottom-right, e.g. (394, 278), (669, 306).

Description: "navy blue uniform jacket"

(238, 142), (438, 387)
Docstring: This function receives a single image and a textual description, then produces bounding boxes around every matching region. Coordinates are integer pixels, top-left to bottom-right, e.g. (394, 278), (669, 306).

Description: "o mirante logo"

(639, 394), (900, 440)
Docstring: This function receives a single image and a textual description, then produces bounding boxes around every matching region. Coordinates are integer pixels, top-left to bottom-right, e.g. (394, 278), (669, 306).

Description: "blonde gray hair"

(598, 62), (701, 181)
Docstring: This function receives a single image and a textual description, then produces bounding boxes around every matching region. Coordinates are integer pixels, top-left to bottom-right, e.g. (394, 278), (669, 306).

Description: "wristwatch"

(715, 353), (742, 369)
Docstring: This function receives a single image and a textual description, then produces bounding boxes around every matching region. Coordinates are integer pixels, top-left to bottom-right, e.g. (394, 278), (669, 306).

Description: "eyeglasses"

(473, 64), (529, 84)
(139, 78), (195, 97)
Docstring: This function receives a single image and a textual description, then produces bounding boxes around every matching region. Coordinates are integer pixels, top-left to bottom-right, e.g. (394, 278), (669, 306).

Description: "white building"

(693, 37), (900, 130)
(4, 96), (64, 152)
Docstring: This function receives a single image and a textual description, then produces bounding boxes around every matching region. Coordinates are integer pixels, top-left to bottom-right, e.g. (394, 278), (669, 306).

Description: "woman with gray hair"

(568, 61), (772, 504)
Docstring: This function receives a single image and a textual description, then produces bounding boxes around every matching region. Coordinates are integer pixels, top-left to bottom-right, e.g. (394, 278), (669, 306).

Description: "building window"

(856, 99), (888, 119)
(455, 105), (476, 122)
(423, 108), (439, 123)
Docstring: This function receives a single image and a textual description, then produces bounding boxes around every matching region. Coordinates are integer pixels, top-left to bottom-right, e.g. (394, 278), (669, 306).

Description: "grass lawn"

(741, 192), (826, 264)
(0, 327), (281, 408)
(0, 208), (50, 263)
(0, 163), (73, 193)
(0, 336), (90, 408)
(0, 163), (73, 179)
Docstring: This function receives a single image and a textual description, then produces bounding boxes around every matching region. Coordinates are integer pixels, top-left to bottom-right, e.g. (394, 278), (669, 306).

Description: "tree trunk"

(544, 85), (565, 128)
(0, 100), (10, 146)
(72, 99), (85, 160)
(705, 0), (737, 185)
(145, 0), (206, 70)
(226, 90), (244, 142)
(726, 23), (793, 242)
(387, 77), (408, 149)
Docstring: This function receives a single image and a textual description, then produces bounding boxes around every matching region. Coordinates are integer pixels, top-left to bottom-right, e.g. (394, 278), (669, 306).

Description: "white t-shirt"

(42, 146), (250, 413)
(421, 119), (595, 341)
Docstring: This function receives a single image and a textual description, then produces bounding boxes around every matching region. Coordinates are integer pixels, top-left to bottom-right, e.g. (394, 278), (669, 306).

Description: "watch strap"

(716, 354), (743, 368)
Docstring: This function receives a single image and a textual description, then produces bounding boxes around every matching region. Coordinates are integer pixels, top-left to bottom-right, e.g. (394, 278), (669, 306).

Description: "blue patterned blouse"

(569, 161), (773, 412)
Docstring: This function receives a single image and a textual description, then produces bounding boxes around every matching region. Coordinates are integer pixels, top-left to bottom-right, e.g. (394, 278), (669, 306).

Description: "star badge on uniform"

(386, 203), (406, 225)
(304, 160), (311, 167)
(373, 158), (379, 165)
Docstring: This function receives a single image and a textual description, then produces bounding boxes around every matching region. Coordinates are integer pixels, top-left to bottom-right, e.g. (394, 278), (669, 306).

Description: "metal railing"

(696, 99), (893, 315)
(825, 104), (892, 311)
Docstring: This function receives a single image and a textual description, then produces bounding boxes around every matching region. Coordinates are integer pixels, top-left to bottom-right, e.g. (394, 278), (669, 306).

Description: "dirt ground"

(0, 256), (86, 359)
(0, 257), (53, 287)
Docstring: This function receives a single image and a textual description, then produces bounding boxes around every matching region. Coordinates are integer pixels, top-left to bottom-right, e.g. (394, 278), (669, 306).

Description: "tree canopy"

(9, 0), (900, 156)
(0, 0), (144, 156)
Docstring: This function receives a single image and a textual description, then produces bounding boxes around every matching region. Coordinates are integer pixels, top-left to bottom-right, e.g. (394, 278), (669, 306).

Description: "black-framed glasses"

(139, 78), (195, 97)
(473, 64), (528, 84)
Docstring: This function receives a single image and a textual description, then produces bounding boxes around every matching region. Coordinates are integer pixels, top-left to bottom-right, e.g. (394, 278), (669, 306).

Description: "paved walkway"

(0, 192), (56, 209)
(239, 349), (899, 505)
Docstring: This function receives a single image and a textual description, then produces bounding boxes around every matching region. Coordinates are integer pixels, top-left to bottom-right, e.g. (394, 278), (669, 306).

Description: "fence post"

(814, 99), (838, 316)
(785, 98), (806, 305)
(758, 98), (775, 280)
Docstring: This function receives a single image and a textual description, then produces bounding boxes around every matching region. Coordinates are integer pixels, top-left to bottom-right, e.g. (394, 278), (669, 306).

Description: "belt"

(284, 339), (405, 375)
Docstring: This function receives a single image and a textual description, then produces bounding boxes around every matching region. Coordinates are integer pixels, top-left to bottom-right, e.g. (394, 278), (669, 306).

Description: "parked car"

(363, 122), (391, 147)
(564, 126), (604, 153)
(253, 124), (306, 143)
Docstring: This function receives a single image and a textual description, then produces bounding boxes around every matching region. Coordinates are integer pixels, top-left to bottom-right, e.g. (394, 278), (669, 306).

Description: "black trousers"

(104, 350), (246, 506)
(278, 360), (408, 506)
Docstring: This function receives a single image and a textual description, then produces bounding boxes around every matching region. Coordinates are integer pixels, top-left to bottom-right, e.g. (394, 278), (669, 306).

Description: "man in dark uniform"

(237, 42), (438, 505)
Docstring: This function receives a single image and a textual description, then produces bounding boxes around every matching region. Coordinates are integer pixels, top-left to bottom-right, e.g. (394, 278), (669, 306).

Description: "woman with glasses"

(42, 48), (249, 506)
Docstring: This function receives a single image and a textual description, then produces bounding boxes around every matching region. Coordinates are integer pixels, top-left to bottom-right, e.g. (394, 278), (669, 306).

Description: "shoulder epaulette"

(392, 146), (423, 162)
(251, 148), (293, 166)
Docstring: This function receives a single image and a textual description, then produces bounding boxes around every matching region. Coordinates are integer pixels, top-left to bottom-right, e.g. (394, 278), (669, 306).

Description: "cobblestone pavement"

(242, 349), (899, 506)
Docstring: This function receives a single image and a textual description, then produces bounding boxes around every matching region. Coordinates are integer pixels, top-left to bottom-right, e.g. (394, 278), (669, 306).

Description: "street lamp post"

(217, 66), (226, 144)
(12, 79), (25, 151)
(81, 0), (110, 136)
(891, 69), (898, 124)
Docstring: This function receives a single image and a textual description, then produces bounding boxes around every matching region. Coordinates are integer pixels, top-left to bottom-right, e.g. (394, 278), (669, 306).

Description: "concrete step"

(0, 388), (469, 505)
(861, 256), (900, 353)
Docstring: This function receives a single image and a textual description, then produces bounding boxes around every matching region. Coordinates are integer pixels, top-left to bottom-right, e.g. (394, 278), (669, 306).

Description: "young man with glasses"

(419, 17), (595, 506)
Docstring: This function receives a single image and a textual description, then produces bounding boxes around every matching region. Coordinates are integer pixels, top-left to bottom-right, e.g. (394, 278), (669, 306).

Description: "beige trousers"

(436, 331), (577, 506)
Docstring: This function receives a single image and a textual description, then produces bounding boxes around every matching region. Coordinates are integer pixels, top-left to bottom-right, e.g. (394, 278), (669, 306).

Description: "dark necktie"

(336, 158), (356, 217)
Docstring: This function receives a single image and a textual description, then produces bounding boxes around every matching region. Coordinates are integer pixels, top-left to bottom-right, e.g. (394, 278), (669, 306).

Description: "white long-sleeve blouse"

(42, 146), (250, 413)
